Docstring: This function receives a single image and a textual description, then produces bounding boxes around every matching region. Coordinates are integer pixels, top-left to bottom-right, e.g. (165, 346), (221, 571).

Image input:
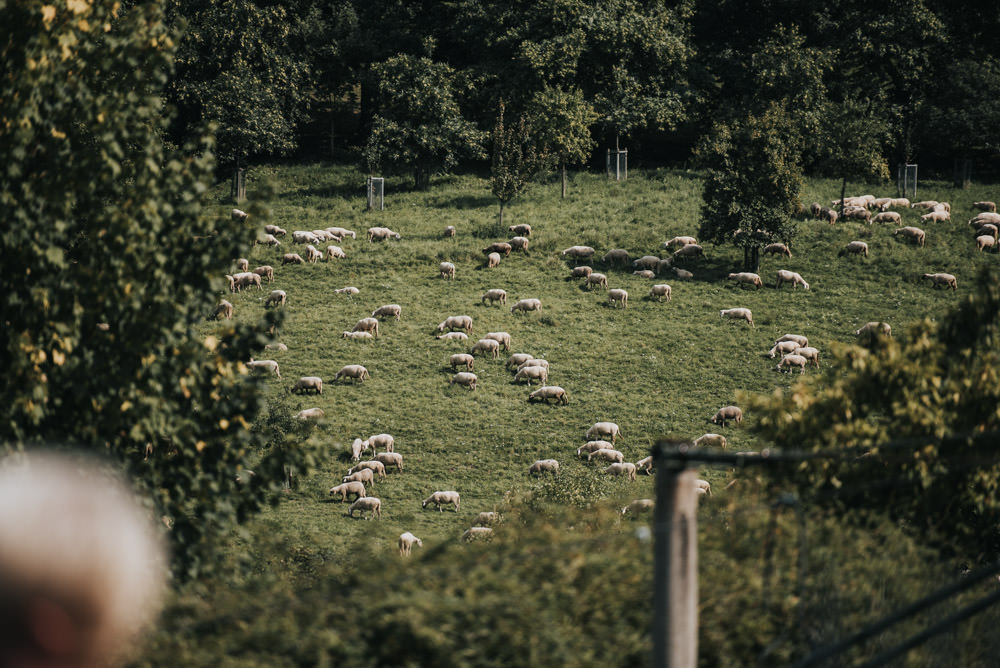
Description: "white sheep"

(587, 448), (625, 464)
(326, 227), (356, 239)
(872, 197), (893, 211)
(695, 479), (712, 497)
(768, 340), (799, 359)
(586, 422), (622, 443)
(375, 451), (404, 472)
(969, 212), (1000, 225)
(819, 207), (838, 224)
(210, 300), (234, 320)
(294, 407), (324, 420)
(422, 491), (460, 512)
(976, 235), (995, 252)
(506, 353), (535, 369)
(264, 224), (286, 236)
(462, 526), (494, 541)
(921, 210), (950, 223)
(398, 532), (423, 556)
(775, 333), (808, 347)
(350, 460), (387, 481)
(577, 440), (614, 456)
(481, 289), (507, 306)
(561, 245), (595, 260)
(334, 364), (369, 383)
(973, 201), (996, 213)
(762, 243), (792, 257)
(604, 462), (637, 481)
(437, 332), (469, 341)
(527, 385), (568, 404)
(933, 202), (951, 213)
(313, 229), (338, 242)
(586, 273), (609, 290)
(921, 273), (957, 290)
(663, 236), (697, 249)
(793, 346), (820, 367)
(890, 198), (910, 208)
(353, 317), (380, 337)
(838, 241), (869, 258)
(775, 353), (808, 374)
(635, 456), (654, 475)
(570, 266), (593, 279)
(440, 261), (456, 279)
(475, 511), (499, 525)
(292, 376), (323, 395)
(509, 236), (529, 252)
(872, 212), (901, 224)
(264, 342), (288, 352)
(470, 338), (501, 359)
(367, 227), (400, 242)
(450, 353), (475, 371)
(342, 468), (375, 488)
(372, 304), (402, 320)
(602, 249), (631, 266)
(333, 286), (359, 295)
(259, 233), (281, 247)
(510, 298), (542, 314)
(710, 406), (742, 426)
(728, 272), (762, 289)
(264, 290), (286, 307)
(281, 253), (305, 265)
(893, 226), (926, 247)
(694, 433), (727, 448)
(235, 258), (249, 272)
(528, 459), (559, 476)
(365, 434), (394, 453)
(516, 358), (549, 372)
(672, 244), (704, 260)
(509, 223), (532, 237)
(978, 223), (999, 240)
(293, 230), (320, 245)
(855, 321), (891, 337)
(246, 359), (280, 378)
(329, 481), (366, 502)
(437, 315), (473, 334)
(633, 269), (654, 279)
(232, 208), (250, 222)
(911, 200), (939, 210)
(608, 288), (628, 308)
(342, 331), (374, 340)
(514, 365), (548, 385)
(350, 438), (367, 462)
(485, 331), (512, 351)
(231, 271), (262, 292)
(720, 307), (754, 327)
(347, 497), (382, 519)
(633, 255), (661, 270)
(253, 265), (274, 282)
(305, 245), (322, 263)
(775, 269), (809, 290)
(482, 242), (512, 257)
(450, 372), (478, 390)
(622, 498), (655, 515)
(648, 284), (672, 301)
(326, 245), (346, 260)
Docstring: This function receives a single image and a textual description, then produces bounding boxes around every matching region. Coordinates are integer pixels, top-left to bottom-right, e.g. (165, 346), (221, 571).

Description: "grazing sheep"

(728, 272), (763, 289)
(348, 497), (382, 519)
(281, 253), (306, 265)
(450, 353), (475, 371)
(586, 422), (622, 443)
(342, 331), (374, 340)
(775, 334), (808, 347)
(264, 290), (286, 307)
(768, 340), (799, 359)
(528, 385), (568, 404)
(872, 198), (893, 211)
(335, 365), (369, 383)
(485, 331), (512, 351)
(694, 433), (727, 448)
(974, 201), (996, 213)
(236, 258), (249, 272)
(695, 479), (712, 497)
(890, 198), (910, 209)
(762, 243), (792, 257)
(608, 288), (628, 308)
(588, 448), (625, 464)
(793, 346), (820, 367)
(633, 270), (655, 279)
(364, 434), (394, 453)
(438, 315), (473, 334)
(437, 332), (469, 341)
(375, 452), (404, 472)
(232, 208), (249, 222)
(673, 267), (694, 280)
(872, 212), (902, 225)
(978, 223), (999, 240)
(398, 532), (423, 556)
(326, 245), (346, 260)
(292, 376), (323, 395)
(911, 200), (939, 210)
(265, 342), (288, 352)
(842, 206), (872, 223)
(635, 456), (654, 475)
(977, 235), (995, 252)
(516, 358), (549, 371)
(893, 226), (926, 247)
(710, 406), (743, 427)
(450, 372), (478, 390)
(350, 438), (367, 462)
(444, 225), (456, 237)
(462, 526), (494, 542)
(663, 236), (698, 249)
(720, 307), (754, 327)
(264, 224), (286, 236)
(329, 481), (366, 502)
(210, 300), (234, 320)
(655, 259), (673, 276)
(333, 286), (359, 295)
(509, 223), (532, 237)
(514, 365), (548, 385)
(326, 227), (356, 239)
(246, 359), (280, 378)
(509, 236), (529, 252)
(838, 241), (869, 258)
(350, 460), (387, 481)
(603, 249), (631, 266)
(622, 498), (655, 515)
(648, 284), (672, 301)
(423, 491), (460, 512)
(475, 511), (499, 525)
(343, 468), (375, 488)
(253, 265), (274, 282)
(486, 252), (502, 268)
(775, 353), (808, 374)
(482, 242), (512, 257)
(585, 272), (609, 290)
(470, 338), (501, 359)
(571, 265), (593, 279)
(561, 245), (596, 260)
(510, 298), (542, 314)
(921, 273), (958, 290)
(440, 261), (456, 279)
(482, 289), (507, 306)
(372, 304), (402, 321)
(577, 440), (614, 456)
(293, 231), (321, 245)
(305, 245), (323, 263)
(933, 202), (951, 213)
(969, 212), (1000, 225)
(294, 407), (324, 420)
(258, 233), (281, 247)
(855, 321), (891, 337)
(633, 255), (661, 270)
(672, 244), (704, 260)
(921, 210), (950, 223)
(353, 317), (380, 337)
(775, 269), (809, 290)
(231, 272), (262, 292)
(313, 229), (338, 242)
(604, 462), (637, 481)
(367, 227), (400, 242)
(528, 459), (559, 476)
(819, 207), (838, 224)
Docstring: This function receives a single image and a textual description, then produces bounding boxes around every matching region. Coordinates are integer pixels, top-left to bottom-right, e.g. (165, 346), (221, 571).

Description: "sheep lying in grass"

(768, 340), (799, 359)
(437, 332), (469, 341)
(292, 376), (323, 395)
(587, 422), (622, 443)
(603, 249), (630, 266)
(710, 406), (743, 427)
(333, 286), (360, 295)
(649, 284), (672, 301)
(376, 452), (403, 472)
(921, 273), (958, 290)
(349, 460), (387, 481)
(604, 462), (637, 481)
(247, 359), (280, 378)
(890, 198), (910, 208)
(334, 365), (369, 383)
(528, 385), (568, 404)
(450, 372), (478, 390)
(372, 304), (402, 320)
(462, 526), (494, 542)
(728, 272), (762, 289)
(775, 270), (809, 290)
(511, 298), (542, 314)
(577, 440), (614, 456)
(694, 433), (727, 448)
(343, 468), (375, 488)
(353, 317), (380, 337)
(528, 459), (559, 476)
(399, 532), (423, 556)
(562, 245), (595, 260)
(514, 365), (548, 385)
(211, 300), (234, 320)
(720, 308), (754, 327)
(423, 491), (460, 512)
(450, 353), (475, 371)
(893, 226), (926, 247)
(367, 227), (400, 242)
(775, 353), (808, 374)
(264, 290), (286, 307)
(622, 498), (655, 515)
(485, 331), (512, 351)
(588, 448), (625, 464)
(482, 289), (507, 306)
(793, 346), (820, 367)
(838, 241), (869, 258)
(608, 288), (628, 308)
(470, 338), (501, 359)
(294, 407), (324, 420)
(342, 331), (373, 340)
(348, 497), (381, 519)
(438, 315), (473, 334)
(571, 266), (593, 279)
(586, 273), (609, 290)
(440, 261), (456, 279)
(762, 243), (791, 257)
(855, 321), (891, 337)
(329, 481), (366, 502)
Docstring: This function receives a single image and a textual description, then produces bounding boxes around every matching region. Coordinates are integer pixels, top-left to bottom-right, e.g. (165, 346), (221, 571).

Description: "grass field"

(208, 163), (997, 566)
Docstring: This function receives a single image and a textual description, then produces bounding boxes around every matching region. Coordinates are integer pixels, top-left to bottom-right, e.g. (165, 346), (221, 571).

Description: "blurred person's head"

(0, 451), (167, 667)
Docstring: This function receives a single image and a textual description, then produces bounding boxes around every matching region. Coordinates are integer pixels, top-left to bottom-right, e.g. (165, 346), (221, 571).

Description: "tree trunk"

(498, 199), (506, 228)
(839, 176), (847, 220)
(561, 162), (567, 199)
(743, 245), (760, 273)
(329, 117), (335, 160)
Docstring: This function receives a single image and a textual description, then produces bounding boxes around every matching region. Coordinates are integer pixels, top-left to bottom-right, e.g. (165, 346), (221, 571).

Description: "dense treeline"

(163, 0), (1000, 180)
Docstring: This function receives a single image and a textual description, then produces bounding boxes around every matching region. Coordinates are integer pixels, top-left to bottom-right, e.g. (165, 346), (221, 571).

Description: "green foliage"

(526, 85), (597, 198)
(490, 101), (548, 225)
(921, 57), (1000, 157)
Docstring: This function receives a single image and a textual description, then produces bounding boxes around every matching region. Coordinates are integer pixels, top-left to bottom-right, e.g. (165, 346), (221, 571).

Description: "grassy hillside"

(209, 164), (996, 564)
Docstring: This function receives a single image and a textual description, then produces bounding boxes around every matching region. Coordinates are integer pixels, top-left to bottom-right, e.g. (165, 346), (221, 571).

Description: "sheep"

(514, 365), (548, 385)
(528, 459), (559, 476)
(622, 498), (655, 515)
(246, 359), (280, 378)
(437, 315), (473, 334)
(974, 201), (997, 213)
(604, 462), (637, 481)
(342, 331), (374, 340)
(710, 406), (743, 427)
(673, 267), (693, 280)
(462, 526), (494, 542)
(440, 261), (456, 279)
(655, 259), (674, 276)
(231, 271), (262, 292)
(978, 223), (999, 240)
(333, 286), (359, 295)
(585, 272), (609, 290)
(305, 245), (323, 263)
(509, 236), (529, 252)
(672, 244), (704, 260)
(516, 359), (549, 374)
(838, 241), (869, 258)
(570, 266), (593, 279)
(842, 206), (872, 223)
(293, 230), (321, 245)
(562, 245), (595, 260)
(933, 202), (951, 213)
(855, 321), (891, 337)
(437, 332), (469, 341)
(265, 342), (288, 352)
(872, 212), (902, 225)
(793, 346), (820, 367)
(911, 200), (939, 210)
(893, 226), (926, 247)
(485, 331), (512, 351)
(486, 252), (502, 269)
(528, 385), (568, 404)
(367, 226), (400, 242)
(608, 288), (628, 308)
(588, 448), (625, 464)
(350, 460), (387, 481)
(577, 440), (614, 456)
(762, 243), (792, 257)
(809, 202), (822, 217)
(264, 224), (286, 236)
(326, 227), (356, 239)
(326, 245), (346, 260)
(365, 434), (394, 453)
(633, 255), (661, 270)
(977, 235), (995, 252)
(329, 481), (366, 502)
(313, 229), (338, 242)
(210, 300), (233, 320)
(663, 236), (698, 249)
(232, 208), (249, 222)
(510, 298), (542, 314)
(342, 468), (375, 488)
(398, 532), (423, 556)
(450, 353), (475, 371)
(872, 198), (893, 211)
(921, 210), (950, 223)
(635, 456), (654, 475)
(509, 223), (532, 236)
(264, 290), (286, 308)
(775, 353), (808, 374)
(921, 273), (958, 290)
(253, 265), (274, 283)
(695, 479), (712, 497)
(292, 376), (323, 395)
(768, 340), (799, 359)
(475, 511), (499, 525)
(694, 433), (727, 448)
(351, 317), (379, 338)
(372, 304), (402, 321)
(728, 272), (763, 289)
(350, 438), (367, 462)
(720, 307), (754, 327)
(633, 270), (655, 279)
(602, 249), (631, 266)
(335, 365), (369, 383)
(347, 497), (382, 519)
(236, 258), (249, 272)
(450, 372), (478, 390)
(294, 407), (324, 420)
(482, 289), (507, 306)
(586, 422), (622, 443)
(422, 491), (460, 512)
(648, 284), (672, 301)
(375, 451), (403, 472)
(259, 233), (281, 247)
(443, 225), (456, 237)
(775, 269), (809, 290)
(281, 253), (306, 265)
(818, 207), (838, 224)
(482, 242), (512, 257)
(969, 212), (1000, 225)
(775, 333), (808, 347)
(470, 338), (501, 359)
(890, 198), (910, 209)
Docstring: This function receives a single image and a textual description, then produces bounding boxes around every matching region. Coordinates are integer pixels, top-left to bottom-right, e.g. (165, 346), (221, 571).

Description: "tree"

(0, 0), (316, 579)
(527, 86), (597, 198)
(818, 98), (890, 217)
(362, 54), (486, 189)
(491, 101), (548, 227)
